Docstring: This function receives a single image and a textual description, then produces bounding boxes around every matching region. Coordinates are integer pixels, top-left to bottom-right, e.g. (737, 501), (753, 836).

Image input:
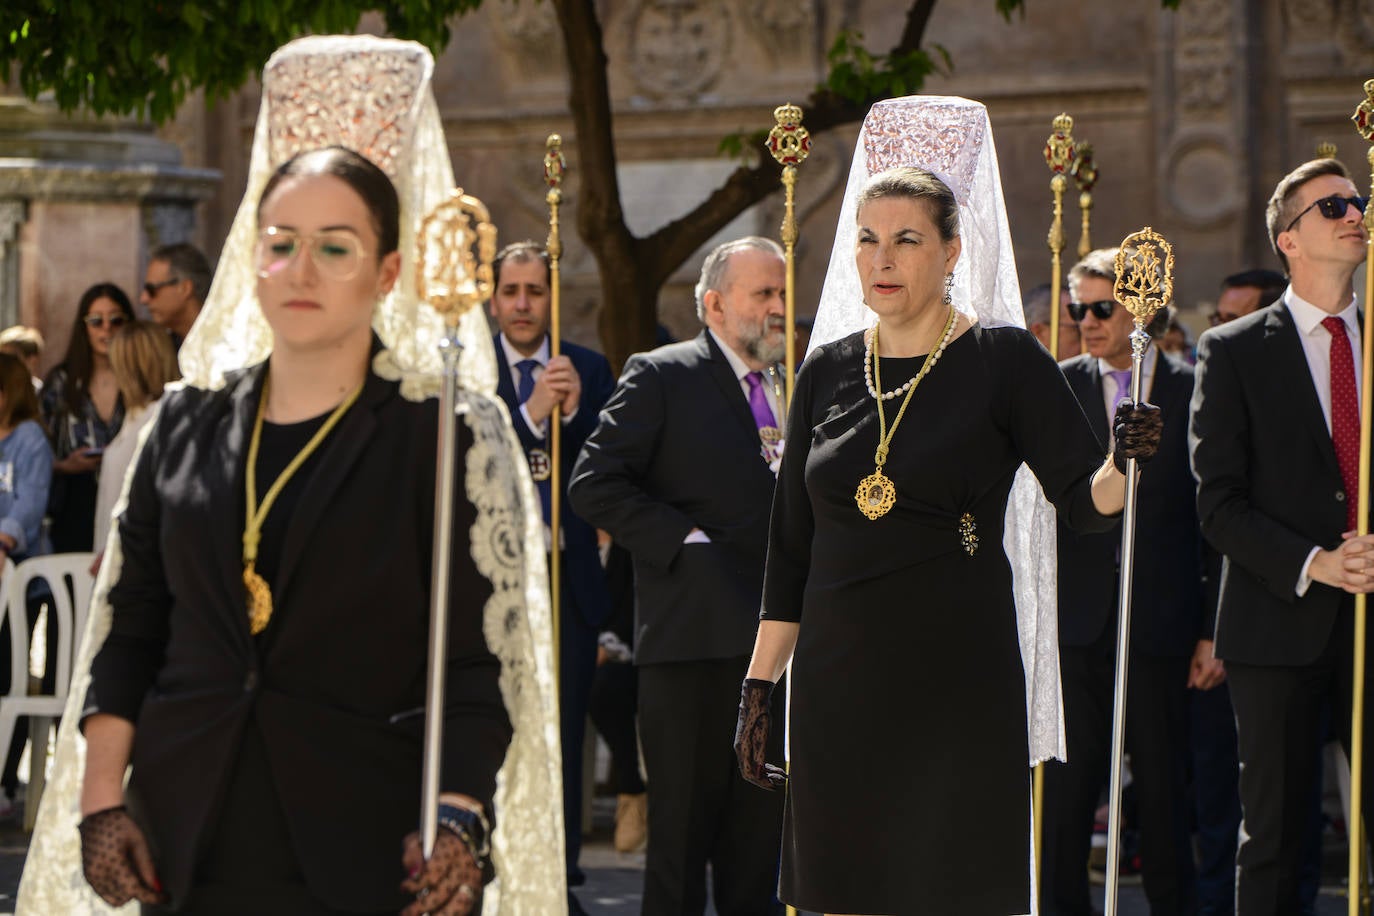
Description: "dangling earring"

(943, 272), (954, 306)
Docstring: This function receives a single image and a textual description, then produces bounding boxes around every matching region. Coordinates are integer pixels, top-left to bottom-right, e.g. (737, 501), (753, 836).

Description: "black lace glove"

(78, 805), (166, 906)
(733, 678), (788, 790)
(400, 825), (484, 916)
(1112, 400), (1163, 475)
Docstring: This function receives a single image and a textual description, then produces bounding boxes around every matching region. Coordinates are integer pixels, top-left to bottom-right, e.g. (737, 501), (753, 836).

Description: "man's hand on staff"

(1311, 532), (1374, 594)
(525, 356), (582, 425)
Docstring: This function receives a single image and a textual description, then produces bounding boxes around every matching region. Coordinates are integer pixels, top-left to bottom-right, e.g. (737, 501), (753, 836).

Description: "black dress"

(761, 325), (1116, 915)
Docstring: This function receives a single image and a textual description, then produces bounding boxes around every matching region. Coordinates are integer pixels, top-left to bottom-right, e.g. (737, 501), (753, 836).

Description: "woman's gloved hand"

(78, 805), (166, 906)
(1113, 400), (1164, 474)
(733, 678), (788, 790)
(400, 823), (484, 916)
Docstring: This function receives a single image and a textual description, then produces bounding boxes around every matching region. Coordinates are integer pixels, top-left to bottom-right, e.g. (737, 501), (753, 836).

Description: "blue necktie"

(515, 359), (552, 526)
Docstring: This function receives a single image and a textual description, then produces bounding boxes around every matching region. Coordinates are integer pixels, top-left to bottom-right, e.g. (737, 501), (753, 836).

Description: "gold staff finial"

(767, 102), (811, 405)
(416, 190), (497, 327)
(545, 133), (567, 260)
(1042, 113), (1077, 364)
(1318, 140), (1339, 159)
(1072, 141), (1100, 259)
(1112, 228), (1174, 327)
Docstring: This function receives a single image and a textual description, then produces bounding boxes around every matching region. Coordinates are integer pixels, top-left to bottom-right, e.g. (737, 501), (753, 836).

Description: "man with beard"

(571, 236), (788, 916)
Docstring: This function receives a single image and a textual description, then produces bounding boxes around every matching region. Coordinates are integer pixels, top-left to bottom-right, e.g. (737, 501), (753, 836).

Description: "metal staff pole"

(766, 104), (809, 916)
(1072, 141), (1099, 263)
(1348, 78), (1374, 916)
(1103, 229), (1175, 916)
(1032, 113), (1077, 893)
(545, 134), (567, 677)
(415, 190), (498, 858)
(767, 103), (811, 405)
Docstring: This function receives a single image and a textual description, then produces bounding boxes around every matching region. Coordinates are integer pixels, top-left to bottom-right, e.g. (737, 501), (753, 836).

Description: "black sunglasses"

(1067, 299), (1117, 322)
(83, 314), (128, 329)
(143, 277), (181, 298)
(1284, 194), (1369, 233)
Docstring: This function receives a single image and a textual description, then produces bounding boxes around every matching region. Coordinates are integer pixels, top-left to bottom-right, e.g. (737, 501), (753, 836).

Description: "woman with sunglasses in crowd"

(41, 283), (135, 552)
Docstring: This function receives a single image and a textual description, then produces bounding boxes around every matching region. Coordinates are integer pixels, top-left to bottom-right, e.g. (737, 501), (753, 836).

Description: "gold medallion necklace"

(855, 306), (957, 520)
(243, 377), (364, 634)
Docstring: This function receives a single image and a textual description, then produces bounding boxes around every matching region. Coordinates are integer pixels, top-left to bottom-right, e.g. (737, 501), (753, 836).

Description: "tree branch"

(640, 0), (930, 284)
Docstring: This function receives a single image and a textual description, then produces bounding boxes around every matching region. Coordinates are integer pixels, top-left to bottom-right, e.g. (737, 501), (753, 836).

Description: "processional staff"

(1347, 77), (1374, 916)
(545, 134), (567, 673)
(767, 103), (811, 405)
(1103, 228), (1175, 916)
(415, 189), (498, 858)
(1073, 141), (1100, 261)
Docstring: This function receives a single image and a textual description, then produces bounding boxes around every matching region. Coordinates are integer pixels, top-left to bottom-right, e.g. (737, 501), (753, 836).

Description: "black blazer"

(1190, 302), (1362, 666)
(84, 360), (512, 911)
(569, 331), (780, 665)
(1056, 351), (1205, 657)
(493, 334), (615, 629)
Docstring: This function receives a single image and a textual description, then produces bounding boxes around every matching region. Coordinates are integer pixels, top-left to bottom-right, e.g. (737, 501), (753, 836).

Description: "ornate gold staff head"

(1354, 79), (1374, 233)
(1072, 142), (1099, 195)
(1318, 140), (1339, 159)
(1112, 227), (1175, 328)
(767, 103), (812, 168)
(544, 133), (566, 260)
(416, 190), (498, 329)
(1044, 113), (1077, 183)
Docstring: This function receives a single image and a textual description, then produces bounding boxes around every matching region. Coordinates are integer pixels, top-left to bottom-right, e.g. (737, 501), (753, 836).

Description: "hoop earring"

(943, 273), (954, 306)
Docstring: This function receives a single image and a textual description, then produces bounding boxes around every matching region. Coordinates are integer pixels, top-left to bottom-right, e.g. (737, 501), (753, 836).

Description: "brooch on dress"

(959, 513), (979, 557)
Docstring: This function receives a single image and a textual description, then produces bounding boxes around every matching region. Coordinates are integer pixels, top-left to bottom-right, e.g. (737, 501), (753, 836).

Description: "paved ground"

(0, 794), (1353, 915)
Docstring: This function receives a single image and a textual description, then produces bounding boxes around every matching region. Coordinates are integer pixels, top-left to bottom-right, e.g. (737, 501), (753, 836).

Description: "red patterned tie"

(1322, 316), (1360, 530)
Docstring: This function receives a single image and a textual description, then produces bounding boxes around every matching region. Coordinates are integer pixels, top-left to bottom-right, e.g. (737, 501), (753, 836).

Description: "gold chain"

(242, 376), (364, 634)
(872, 306), (957, 469)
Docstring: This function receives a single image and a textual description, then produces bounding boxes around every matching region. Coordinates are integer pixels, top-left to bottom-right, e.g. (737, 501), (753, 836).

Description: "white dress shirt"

(1284, 287), (1362, 595)
(498, 333), (579, 438)
(707, 329), (784, 428)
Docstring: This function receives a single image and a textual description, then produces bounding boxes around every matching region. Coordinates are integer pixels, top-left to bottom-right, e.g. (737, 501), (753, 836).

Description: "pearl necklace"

(863, 309), (958, 401)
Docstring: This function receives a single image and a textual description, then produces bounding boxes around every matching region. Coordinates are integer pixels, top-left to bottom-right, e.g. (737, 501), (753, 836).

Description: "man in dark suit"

(1190, 157), (1374, 915)
(1042, 248), (1203, 916)
(488, 240), (614, 906)
(570, 236), (788, 916)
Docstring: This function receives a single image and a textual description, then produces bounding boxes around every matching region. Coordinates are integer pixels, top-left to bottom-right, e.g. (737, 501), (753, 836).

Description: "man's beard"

(742, 317), (787, 365)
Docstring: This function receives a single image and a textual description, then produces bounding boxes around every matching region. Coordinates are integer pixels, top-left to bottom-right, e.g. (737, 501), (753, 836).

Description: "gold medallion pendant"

(856, 470), (897, 520)
(244, 563), (274, 635)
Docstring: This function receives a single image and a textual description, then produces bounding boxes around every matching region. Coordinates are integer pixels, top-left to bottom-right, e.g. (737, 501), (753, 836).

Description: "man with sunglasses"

(1190, 157), (1373, 915)
(1041, 248), (1204, 916)
(140, 242), (212, 352)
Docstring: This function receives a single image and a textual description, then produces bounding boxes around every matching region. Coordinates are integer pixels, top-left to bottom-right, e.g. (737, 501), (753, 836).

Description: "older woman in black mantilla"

(733, 166), (1163, 916)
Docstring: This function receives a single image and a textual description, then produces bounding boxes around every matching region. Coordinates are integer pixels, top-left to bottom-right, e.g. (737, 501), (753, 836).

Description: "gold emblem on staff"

(528, 448), (552, 482)
(855, 470), (897, 520)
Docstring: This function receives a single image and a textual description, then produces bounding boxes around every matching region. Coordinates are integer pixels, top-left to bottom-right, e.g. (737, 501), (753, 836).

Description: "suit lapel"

(1265, 305), (1341, 480)
(1067, 359), (1109, 450)
(493, 333), (519, 413)
(269, 372), (387, 614)
(700, 331), (758, 441)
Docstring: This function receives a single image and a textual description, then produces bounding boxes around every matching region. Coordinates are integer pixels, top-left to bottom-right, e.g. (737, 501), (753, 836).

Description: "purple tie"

(745, 371), (777, 429)
(1107, 368), (1133, 421)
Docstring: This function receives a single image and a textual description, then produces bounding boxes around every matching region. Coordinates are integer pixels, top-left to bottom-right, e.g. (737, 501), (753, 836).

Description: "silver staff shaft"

(421, 331), (463, 857)
(1104, 326), (1150, 916)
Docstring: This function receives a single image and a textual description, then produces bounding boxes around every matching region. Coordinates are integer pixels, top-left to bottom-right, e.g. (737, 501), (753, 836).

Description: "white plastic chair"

(0, 552), (95, 829)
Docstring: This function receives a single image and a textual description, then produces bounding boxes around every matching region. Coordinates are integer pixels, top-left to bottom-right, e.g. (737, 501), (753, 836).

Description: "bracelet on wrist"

(437, 802), (493, 881)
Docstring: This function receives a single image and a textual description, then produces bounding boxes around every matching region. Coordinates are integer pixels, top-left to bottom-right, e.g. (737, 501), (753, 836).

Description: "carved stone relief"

(1175, 0), (1231, 113)
(628, 0), (731, 98)
(738, 0), (818, 64)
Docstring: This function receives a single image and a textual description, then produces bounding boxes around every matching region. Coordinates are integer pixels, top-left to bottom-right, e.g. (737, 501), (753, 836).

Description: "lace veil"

(19, 34), (564, 914)
(811, 96), (1065, 767)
